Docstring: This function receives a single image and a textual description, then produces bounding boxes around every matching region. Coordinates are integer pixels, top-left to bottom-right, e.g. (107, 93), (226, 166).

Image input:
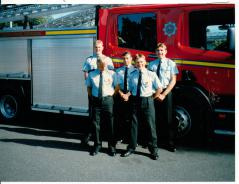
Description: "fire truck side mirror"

(227, 27), (235, 53)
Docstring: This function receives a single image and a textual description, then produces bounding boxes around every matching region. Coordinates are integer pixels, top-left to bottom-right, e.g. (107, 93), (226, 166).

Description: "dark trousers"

(91, 96), (115, 148)
(87, 95), (93, 133)
(113, 94), (131, 142)
(128, 96), (158, 153)
(155, 91), (175, 144)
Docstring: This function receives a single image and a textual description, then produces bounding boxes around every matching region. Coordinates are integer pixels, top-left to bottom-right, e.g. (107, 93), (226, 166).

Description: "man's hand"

(119, 91), (130, 101)
(121, 93), (129, 101)
(87, 87), (92, 97)
(154, 93), (166, 102)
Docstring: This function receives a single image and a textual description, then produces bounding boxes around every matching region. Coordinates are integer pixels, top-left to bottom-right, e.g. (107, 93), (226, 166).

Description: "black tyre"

(0, 92), (22, 122)
(174, 105), (192, 139)
(174, 92), (212, 143)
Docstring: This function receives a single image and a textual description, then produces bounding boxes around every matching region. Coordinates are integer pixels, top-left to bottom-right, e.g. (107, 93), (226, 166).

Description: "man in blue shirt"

(121, 54), (162, 160)
(148, 43), (179, 152)
(114, 52), (136, 143)
(86, 57), (118, 156)
(82, 40), (114, 145)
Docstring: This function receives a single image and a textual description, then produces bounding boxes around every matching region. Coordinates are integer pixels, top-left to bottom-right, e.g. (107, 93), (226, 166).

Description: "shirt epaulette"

(86, 56), (94, 60)
(106, 69), (115, 75)
(115, 66), (124, 72)
(129, 68), (136, 74)
(131, 69), (137, 74)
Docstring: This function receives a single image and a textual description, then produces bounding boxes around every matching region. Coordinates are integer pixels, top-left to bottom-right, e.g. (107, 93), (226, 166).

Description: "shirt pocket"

(118, 72), (124, 85)
(131, 78), (138, 90)
(142, 77), (151, 88)
(164, 66), (171, 79)
(89, 65), (96, 70)
(152, 65), (158, 72)
(104, 76), (113, 85)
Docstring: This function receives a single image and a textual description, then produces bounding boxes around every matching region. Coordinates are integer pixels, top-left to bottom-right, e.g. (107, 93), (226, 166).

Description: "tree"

(31, 17), (49, 26)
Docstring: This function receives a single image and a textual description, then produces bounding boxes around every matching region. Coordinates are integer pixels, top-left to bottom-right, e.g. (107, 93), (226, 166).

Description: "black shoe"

(121, 150), (134, 157)
(116, 139), (123, 144)
(166, 143), (176, 152)
(151, 152), (159, 160)
(108, 147), (116, 157)
(121, 138), (129, 144)
(91, 145), (101, 156)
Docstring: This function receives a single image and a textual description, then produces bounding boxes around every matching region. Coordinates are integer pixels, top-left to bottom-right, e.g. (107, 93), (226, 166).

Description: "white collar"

(125, 64), (133, 68)
(159, 58), (168, 63)
(139, 68), (147, 73)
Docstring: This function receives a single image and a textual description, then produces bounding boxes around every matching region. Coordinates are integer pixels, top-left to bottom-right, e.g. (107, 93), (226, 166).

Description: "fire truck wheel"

(174, 105), (192, 139)
(174, 94), (207, 142)
(0, 92), (22, 122)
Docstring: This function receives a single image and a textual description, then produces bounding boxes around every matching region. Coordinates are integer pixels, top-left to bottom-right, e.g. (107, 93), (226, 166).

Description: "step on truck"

(0, 4), (235, 141)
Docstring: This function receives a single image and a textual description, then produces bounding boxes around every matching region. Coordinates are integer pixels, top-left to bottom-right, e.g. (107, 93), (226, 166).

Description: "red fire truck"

(0, 4), (235, 141)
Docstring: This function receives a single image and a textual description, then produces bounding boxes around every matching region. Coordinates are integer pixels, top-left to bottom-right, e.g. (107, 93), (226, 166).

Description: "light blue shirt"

(116, 64), (136, 92)
(86, 69), (118, 97)
(147, 58), (178, 89)
(129, 68), (162, 97)
(82, 54), (114, 73)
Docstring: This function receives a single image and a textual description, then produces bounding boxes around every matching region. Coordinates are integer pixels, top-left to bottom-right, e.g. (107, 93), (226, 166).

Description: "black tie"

(136, 70), (142, 97)
(156, 60), (161, 78)
(98, 71), (103, 98)
(123, 67), (128, 93)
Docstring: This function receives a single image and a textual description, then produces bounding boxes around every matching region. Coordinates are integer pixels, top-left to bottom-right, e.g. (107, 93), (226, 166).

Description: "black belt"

(88, 68), (114, 73)
(122, 90), (129, 94)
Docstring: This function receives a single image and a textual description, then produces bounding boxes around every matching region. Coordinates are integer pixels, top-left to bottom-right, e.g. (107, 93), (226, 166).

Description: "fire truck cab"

(99, 4), (235, 140)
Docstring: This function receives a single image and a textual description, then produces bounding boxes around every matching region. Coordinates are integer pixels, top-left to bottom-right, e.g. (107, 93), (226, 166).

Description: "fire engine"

(0, 4), (235, 141)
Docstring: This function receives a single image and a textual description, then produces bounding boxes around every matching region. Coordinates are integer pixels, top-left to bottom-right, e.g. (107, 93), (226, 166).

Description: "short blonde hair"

(95, 40), (103, 46)
(122, 51), (132, 57)
(156, 42), (167, 50)
(135, 53), (146, 61)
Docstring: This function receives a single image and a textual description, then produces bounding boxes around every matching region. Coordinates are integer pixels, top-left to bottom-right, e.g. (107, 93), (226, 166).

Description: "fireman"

(121, 54), (162, 160)
(147, 42), (179, 152)
(82, 40), (114, 145)
(86, 57), (118, 156)
(114, 51), (136, 143)
(83, 40), (114, 80)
